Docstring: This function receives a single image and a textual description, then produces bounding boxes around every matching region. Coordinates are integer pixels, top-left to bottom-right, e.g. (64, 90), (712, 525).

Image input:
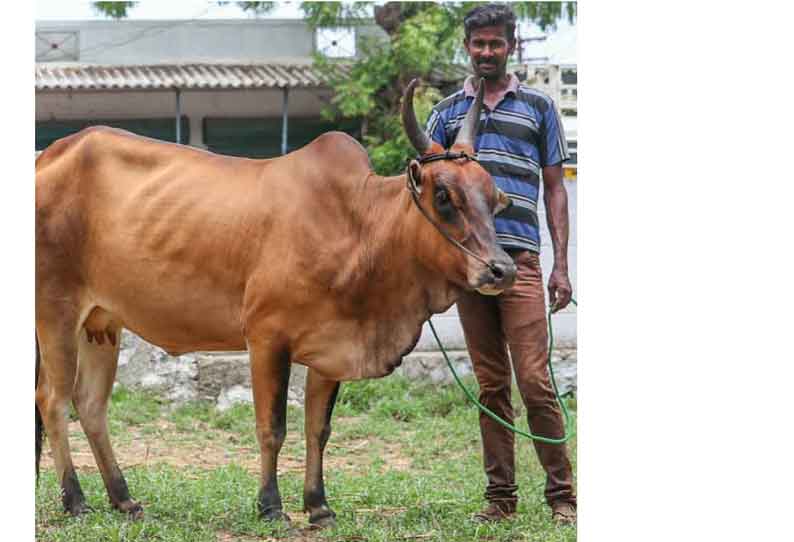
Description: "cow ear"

(408, 159), (423, 194)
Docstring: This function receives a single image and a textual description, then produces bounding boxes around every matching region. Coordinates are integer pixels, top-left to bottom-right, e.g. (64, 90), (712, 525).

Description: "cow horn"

(454, 78), (485, 148)
(401, 78), (431, 155)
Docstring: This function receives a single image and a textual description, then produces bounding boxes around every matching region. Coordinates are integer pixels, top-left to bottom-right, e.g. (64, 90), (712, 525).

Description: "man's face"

(464, 25), (516, 80)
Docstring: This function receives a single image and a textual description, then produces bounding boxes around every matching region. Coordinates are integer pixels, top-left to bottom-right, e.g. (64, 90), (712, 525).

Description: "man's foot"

(472, 501), (516, 523)
(551, 501), (576, 525)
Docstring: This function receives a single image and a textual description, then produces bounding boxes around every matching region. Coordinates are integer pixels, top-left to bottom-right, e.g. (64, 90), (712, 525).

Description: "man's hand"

(548, 266), (572, 313)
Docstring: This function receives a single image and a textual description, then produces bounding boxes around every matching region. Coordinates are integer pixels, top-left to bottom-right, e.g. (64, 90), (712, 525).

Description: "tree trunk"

(373, 2), (404, 36)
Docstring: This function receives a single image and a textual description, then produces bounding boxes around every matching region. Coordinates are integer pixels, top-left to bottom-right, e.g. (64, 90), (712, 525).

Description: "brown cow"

(35, 80), (515, 527)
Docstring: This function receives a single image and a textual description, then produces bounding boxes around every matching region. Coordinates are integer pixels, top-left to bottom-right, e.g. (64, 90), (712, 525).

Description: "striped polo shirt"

(426, 74), (569, 253)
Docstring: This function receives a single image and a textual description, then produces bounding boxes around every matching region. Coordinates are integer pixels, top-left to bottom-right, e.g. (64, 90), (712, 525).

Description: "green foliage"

(91, 1), (138, 19)
(90, 2), (278, 19)
(232, 2), (276, 16)
(363, 85), (441, 176)
(310, 4), (462, 174)
(513, 1), (577, 31)
(394, 6), (462, 74)
(300, 1), (371, 26)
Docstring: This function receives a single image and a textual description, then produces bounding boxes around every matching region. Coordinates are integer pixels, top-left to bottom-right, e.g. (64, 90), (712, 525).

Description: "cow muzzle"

(472, 255), (517, 295)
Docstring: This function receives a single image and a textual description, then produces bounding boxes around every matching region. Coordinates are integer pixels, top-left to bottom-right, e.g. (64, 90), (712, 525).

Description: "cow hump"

(304, 131), (372, 176)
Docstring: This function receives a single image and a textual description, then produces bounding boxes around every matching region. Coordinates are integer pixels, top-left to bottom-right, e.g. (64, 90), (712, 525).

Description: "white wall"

(37, 19), (317, 64)
(35, 19), (386, 64)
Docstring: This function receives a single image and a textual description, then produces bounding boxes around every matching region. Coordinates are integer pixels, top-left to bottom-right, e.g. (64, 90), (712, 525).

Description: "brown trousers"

(457, 250), (576, 508)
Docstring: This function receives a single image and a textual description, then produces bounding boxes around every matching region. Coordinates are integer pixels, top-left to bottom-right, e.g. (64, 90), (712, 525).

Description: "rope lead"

(430, 298), (577, 444)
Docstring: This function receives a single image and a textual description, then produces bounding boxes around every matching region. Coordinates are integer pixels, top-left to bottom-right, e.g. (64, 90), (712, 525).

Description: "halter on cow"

(35, 78), (515, 527)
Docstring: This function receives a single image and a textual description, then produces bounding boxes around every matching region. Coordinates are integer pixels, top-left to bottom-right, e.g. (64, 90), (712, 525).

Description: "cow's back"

(36, 127), (279, 351)
(35, 127), (378, 354)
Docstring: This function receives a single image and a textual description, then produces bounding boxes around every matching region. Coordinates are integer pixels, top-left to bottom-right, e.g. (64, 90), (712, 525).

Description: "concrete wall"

(35, 19), (385, 64)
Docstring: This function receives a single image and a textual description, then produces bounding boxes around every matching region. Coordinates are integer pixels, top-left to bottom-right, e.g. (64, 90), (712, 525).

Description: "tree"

(90, 2), (277, 19)
(89, 2), (576, 174)
(91, 1), (139, 19)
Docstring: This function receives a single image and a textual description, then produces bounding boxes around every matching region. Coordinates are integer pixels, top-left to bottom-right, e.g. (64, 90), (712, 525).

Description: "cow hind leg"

(73, 326), (143, 519)
(36, 338), (43, 480)
(36, 318), (90, 516)
(249, 340), (291, 523)
(302, 369), (340, 528)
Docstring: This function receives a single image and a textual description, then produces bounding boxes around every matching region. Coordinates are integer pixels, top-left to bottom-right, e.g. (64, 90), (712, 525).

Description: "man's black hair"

(463, 3), (517, 43)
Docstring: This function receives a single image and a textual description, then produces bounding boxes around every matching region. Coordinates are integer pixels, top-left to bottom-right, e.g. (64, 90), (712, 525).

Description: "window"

(203, 117), (360, 159)
(564, 139), (577, 179)
(561, 68), (577, 85)
(315, 27), (356, 58)
(36, 31), (79, 62)
(35, 117), (189, 151)
(559, 67), (577, 114)
(567, 140), (577, 165)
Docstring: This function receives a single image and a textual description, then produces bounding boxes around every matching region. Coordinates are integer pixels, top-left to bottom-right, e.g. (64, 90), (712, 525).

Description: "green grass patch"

(37, 376), (577, 542)
(336, 374), (480, 420)
(108, 387), (165, 424)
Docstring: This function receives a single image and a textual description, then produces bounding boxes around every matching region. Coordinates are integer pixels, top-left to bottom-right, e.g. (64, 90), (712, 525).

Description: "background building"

(35, 19), (380, 155)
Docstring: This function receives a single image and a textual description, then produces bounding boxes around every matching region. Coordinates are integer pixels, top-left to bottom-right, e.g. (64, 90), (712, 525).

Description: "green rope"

(428, 298), (577, 444)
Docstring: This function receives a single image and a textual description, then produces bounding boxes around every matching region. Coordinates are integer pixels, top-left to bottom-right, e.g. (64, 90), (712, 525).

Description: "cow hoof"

(308, 510), (337, 529)
(308, 515), (337, 529)
(115, 500), (144, 520)
(261, 510), (291, 524)
(65, 501), (92, 517)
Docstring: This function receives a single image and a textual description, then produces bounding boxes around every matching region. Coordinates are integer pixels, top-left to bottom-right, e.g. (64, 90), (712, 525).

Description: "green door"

(203, 117), (360, 159)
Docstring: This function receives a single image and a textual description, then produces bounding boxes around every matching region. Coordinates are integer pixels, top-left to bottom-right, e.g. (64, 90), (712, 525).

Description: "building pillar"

(281, 86), (289, 155)
(175, 88), (182, 144)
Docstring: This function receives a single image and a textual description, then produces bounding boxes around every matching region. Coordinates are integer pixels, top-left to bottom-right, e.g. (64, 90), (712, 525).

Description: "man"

(425, 3), (576, 525)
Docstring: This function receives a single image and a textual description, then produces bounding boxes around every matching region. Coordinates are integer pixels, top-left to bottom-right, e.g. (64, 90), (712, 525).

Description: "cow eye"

(435, 188), (449, 205)
(434, 187), (455, 220)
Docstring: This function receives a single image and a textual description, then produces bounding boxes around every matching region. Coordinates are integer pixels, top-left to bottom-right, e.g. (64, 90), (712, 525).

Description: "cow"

(35, 79), (516, 527)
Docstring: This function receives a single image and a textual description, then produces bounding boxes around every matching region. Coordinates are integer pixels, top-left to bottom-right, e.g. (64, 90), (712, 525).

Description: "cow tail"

(35, 335), (44, 481)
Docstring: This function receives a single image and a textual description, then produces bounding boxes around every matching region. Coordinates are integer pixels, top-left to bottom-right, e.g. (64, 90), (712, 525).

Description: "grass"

(36, 376), (577, 541)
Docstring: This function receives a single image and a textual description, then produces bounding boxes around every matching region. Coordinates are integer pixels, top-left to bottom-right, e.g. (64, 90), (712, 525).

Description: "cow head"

(401, 78), (516, 295)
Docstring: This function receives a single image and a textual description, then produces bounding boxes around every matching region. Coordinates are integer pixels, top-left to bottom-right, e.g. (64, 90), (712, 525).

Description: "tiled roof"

(35, 62), (344, 91)
(35, 62), (470, 92)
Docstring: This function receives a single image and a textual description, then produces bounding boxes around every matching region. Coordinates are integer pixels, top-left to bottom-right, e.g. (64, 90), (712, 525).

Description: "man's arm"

(542, 164), (572, 313)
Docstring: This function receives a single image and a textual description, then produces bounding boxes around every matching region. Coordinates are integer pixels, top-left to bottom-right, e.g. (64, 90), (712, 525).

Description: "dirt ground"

(39, 418), (414, 476)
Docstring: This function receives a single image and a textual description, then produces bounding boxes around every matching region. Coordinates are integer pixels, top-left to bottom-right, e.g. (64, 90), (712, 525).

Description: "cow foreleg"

(303, 369), (340, 528)
(74, 329), (143, 519)
(249, 342), (291, 523)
